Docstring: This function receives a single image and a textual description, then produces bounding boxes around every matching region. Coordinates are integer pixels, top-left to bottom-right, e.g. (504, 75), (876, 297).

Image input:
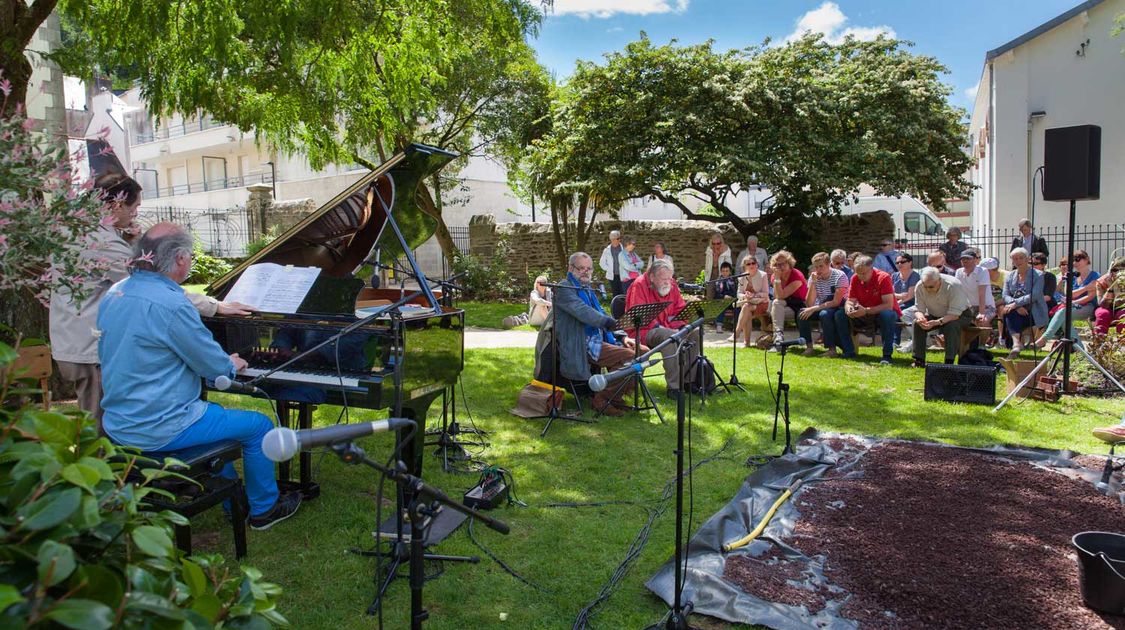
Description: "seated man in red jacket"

(625, 259), (700, 398)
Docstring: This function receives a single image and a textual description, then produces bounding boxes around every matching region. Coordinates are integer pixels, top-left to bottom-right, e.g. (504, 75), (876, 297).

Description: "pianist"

(624, 258), (699, 398)
(535, 252), (637, 415)
(98, 223), (302, 530)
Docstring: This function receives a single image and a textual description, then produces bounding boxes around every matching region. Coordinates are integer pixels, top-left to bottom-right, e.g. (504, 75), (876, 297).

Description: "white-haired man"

(625, 258), (700, 398)
(830, 249), (854, 279)
(98, 223), (301, 530)
(738, 235), (769, 272)
(910, 266), (973, 367)
(599, 230), (625, 296)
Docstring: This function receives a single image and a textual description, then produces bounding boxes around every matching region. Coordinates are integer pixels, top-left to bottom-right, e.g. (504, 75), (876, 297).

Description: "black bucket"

(1072, 531), (1125, 614)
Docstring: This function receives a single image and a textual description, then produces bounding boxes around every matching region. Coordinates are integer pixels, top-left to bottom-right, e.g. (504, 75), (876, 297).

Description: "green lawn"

(175, 345), (1122, 630)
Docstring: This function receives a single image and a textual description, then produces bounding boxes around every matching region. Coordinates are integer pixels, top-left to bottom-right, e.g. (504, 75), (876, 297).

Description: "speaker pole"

(1062, 198), (1076, 387)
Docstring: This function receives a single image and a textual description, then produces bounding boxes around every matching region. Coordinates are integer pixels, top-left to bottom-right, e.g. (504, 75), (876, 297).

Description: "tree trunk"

(549, 197), (567, 271)
(0, 50), (31, 118)
(415, 179), (459, 264)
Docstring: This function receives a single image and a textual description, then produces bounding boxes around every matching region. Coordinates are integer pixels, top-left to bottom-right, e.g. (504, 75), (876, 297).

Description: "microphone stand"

(667, 334), (695, 630)
(331, 441), (509, 630)
(770, 342), (794, 456)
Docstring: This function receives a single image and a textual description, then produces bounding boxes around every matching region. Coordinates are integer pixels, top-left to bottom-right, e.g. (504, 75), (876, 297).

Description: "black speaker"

(924, 364), (997, 405)
(1043, 125), (1101, 201)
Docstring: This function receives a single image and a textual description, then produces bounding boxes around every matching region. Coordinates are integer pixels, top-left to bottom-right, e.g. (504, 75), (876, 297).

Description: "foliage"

(0, 341), (287, 628)
(186, 241), (233, 285)
(1083, 330), (1125, 386)
(529, 34), (973, 249)
(449, 237), (545, 302)
(0, 84), (112, 308)
(244, 225), (281, 258)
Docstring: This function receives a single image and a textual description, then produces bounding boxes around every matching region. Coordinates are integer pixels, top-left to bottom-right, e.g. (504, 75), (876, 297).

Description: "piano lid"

(207, 143), (457, 300)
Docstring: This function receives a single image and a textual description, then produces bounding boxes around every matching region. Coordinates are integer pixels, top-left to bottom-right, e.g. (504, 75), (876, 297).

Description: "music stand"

(672, 300), (735, 404)
(595, 301), (670, 422)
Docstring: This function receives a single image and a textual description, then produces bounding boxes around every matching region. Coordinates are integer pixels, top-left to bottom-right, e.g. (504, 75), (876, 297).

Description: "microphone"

(262, 418), (417, 462)
(774, 337), (807, 349)
(705, 271), (750, 284)
(214, 375), (264, 396)
(589, 357), (661, 392)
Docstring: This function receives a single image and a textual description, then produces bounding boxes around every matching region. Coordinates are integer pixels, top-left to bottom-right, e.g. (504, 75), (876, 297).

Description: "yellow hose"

(722, 479), (803, 552)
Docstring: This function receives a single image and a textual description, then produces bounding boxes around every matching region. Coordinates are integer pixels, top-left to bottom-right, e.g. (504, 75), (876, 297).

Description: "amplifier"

(924, 363), (998, 405)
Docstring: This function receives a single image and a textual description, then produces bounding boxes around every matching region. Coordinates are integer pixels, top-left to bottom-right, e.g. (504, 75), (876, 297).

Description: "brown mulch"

(724, 441), (1125, 629)
(723, 548), (829, 614)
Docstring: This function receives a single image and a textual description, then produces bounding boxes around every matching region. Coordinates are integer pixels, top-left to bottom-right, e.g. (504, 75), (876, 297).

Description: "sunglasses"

(896, 260), (909, 264)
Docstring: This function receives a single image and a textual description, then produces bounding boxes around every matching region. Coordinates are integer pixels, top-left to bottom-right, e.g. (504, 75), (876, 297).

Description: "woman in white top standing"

(955, 248), (995, 327)
(649, 241), (673, 272)
(734, 257), (770, 347)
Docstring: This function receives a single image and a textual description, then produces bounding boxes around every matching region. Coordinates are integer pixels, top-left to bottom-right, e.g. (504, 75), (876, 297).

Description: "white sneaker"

(716, 324), (724, 333)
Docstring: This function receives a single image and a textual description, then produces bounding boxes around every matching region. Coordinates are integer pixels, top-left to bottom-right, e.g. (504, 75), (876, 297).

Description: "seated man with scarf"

(625, 258), (701, 398)
(533, 252), (638, 415)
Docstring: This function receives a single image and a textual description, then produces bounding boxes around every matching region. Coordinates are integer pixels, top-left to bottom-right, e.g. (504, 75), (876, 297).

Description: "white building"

(967, 0), (1125, 233)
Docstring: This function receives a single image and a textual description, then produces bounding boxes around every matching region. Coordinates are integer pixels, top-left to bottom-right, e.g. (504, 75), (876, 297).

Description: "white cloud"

(964, 84), (979, 100)
(607, 26), (625, 33)
(784, 2), (895, 44)
(551, 0), (688, 19)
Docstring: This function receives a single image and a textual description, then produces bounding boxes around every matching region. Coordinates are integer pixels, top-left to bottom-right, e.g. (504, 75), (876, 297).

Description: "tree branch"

(16, 0), (58, 49)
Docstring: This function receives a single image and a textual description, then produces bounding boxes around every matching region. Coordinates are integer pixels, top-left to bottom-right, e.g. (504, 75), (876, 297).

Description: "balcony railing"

(131, 117), (231, 145)
(140, 172), (275, 200)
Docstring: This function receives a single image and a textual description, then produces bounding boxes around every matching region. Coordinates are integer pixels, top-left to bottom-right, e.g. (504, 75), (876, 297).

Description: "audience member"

(649, 241), (674, 272)
(713, 262), (739, 332)
(1030, 253), (1059, 311)
(799, 252), (851, 357)
(734, 257), (770, 347)
(830, 249), (854, 279)
(527, 275), (553, 327)
(738, 235), (769, 271)
(598, 230), (625, 296)
(1000, 248), (1048, 358)
(956, 249), (995, 327)
(1011, 218), (1049, 258)
(927, 251), (955, 276)
(873, 240), (897, 274)
(768, 250), (808, 347)
(625, 259), (699, 398)
(703, 231), (732, 299)
(619, 235), (645, 292)
(910, 266), (973, 367)
(892, 252), (920, 349)
(845, 255), (901, 364)
(1035, 249), (1100, 348)
(1093, 258), (1125, 335)
(939, 227), (968, 270)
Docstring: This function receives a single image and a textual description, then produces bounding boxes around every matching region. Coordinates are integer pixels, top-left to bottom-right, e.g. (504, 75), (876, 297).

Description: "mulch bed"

(724, 441), (1125, 629)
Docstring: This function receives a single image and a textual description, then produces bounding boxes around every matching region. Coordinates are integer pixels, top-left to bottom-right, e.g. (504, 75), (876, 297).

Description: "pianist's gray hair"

(133, 225), (194, 276)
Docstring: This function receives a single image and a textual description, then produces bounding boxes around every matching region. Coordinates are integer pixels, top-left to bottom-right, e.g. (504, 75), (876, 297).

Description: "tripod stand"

(331, 439), (509, 630)
(771, 341), (795, 456)
(673, 300), (733, 406)
(596, 301), (669, 422)
(425, 384), (487, 472)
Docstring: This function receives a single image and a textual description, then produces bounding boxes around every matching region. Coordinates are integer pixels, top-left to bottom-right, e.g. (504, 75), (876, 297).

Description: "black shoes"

(249, 490), (303, 531)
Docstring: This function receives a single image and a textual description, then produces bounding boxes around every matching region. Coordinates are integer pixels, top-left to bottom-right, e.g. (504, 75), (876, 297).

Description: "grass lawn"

(176, 345), (1123, 630)
(458, 300), (535, 330)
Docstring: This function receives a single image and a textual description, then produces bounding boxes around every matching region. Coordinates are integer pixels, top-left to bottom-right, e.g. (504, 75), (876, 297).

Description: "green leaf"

(42, 598), (114, 630)
(16, 487), (82, 531)
(124, 591), (186, 619)
(37, 540), (77, 586)
(60, 463), (101, 493)
(10, 450), (60, 483)
(181, 559), (208, 598)
(132, 525), (174, 558)
(0, 342), (17, 366)
(0, 584), (25, 613)
(32, 412), (77, 449)
(77, 456), (115, 481)
(190, 593), (222, 622)
(69, 565), (124, 608)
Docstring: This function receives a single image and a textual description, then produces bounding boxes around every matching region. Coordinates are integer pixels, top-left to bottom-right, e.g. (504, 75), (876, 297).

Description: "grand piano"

(202, 143), (465, 498)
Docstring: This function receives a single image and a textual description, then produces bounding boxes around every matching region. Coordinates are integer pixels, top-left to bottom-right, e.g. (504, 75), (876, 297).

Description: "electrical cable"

(467, 518), (550, 593)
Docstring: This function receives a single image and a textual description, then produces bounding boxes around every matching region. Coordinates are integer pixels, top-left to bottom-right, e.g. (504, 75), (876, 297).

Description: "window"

(904, 212), (922, 234)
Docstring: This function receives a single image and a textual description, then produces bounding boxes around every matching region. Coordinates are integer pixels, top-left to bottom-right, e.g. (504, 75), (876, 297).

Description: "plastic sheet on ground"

(644, 428), (1124, 630)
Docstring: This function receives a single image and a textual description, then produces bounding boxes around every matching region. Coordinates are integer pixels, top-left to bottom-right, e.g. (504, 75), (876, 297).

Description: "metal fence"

(137, 206), (253, 258)
(895, 224), (1125, 270)
(449, 225), (470, 253)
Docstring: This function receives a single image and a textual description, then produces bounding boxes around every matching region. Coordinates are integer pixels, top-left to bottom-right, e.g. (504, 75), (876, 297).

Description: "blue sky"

(531, 0), (1093, 110)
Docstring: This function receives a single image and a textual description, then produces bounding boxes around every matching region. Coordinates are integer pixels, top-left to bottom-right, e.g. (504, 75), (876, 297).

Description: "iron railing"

(136, 207), (253, 258)
(895, 223), (1125, 270)
(139, 172), (276, 201)
(131, 116), (230, 145)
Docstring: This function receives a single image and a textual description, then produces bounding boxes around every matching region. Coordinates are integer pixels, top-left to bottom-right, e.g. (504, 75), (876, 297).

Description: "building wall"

(970, 0), (1125, 233)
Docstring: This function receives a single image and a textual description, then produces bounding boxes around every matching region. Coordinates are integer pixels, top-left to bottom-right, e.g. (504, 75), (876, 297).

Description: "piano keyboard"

(240, 367), (364, 388)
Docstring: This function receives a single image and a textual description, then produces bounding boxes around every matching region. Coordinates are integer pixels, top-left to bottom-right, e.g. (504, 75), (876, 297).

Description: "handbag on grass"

(510, 380), (565, 418)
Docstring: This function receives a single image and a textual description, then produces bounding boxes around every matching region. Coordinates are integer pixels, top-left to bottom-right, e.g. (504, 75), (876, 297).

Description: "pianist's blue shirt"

(98, 270), (236, 450)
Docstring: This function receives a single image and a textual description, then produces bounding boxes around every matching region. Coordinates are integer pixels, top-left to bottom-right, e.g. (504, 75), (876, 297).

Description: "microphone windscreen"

(214, 375), (232, 391)
(588, 373), (607, 392)
(262, 427), (299, 462)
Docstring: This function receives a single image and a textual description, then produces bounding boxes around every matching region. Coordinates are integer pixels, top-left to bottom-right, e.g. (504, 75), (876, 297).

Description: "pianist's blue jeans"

(161, 403), (279, 516)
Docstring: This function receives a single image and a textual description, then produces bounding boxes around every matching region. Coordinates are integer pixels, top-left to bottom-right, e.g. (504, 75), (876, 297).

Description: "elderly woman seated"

(528, 275), (553, 327)
(1000, 247), (1049, 359)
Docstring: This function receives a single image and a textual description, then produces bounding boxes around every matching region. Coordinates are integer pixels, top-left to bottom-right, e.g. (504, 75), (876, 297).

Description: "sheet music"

(223, 263), (321, 313)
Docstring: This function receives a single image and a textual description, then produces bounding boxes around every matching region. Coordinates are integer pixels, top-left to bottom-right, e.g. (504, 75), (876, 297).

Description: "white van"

(837, 195), (967, 256)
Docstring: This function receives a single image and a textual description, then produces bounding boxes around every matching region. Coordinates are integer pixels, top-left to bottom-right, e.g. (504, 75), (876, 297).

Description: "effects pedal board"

(463, 475), (509, 510)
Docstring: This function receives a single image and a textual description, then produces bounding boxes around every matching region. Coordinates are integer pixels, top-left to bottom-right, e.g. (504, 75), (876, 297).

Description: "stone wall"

(246, 184), (317, 237)
(468, 211), (895, 279)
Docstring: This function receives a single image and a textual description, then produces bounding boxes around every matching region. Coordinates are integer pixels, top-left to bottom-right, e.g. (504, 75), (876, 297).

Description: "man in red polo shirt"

(844, 255), (902, 365)
(625, 259), (700, 398)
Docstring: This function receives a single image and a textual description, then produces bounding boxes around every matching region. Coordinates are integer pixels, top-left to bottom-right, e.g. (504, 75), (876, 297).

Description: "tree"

(534, 34), (973, 254)
(54, 0), (549, 260)
(0, 0), (58, 117)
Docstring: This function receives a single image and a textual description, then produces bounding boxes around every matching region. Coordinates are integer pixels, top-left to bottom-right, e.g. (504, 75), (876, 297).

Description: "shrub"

(451, 236), (539, 301)
(0, 341), (287, 628)
(187, 241), (233, 285)
(245, 225), (282, 258)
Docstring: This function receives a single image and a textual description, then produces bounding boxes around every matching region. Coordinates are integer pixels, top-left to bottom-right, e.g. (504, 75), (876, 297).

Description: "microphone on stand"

(262, 418), (417, 462)
(774, 337), (807, 349)
(704, 271), (751, 284)
(589, 357), (662, 392)
(214, 375), (265, 396)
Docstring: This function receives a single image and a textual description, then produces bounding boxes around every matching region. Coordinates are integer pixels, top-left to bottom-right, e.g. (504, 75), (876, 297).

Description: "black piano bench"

(129, 440), (248, 559)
